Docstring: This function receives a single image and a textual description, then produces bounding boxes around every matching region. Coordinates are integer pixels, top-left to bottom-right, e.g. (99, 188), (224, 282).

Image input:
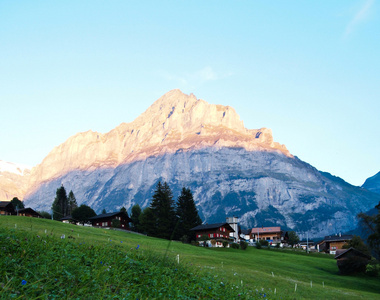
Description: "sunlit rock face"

(0, 160), (30, 201)
(3, 90), (380, 238)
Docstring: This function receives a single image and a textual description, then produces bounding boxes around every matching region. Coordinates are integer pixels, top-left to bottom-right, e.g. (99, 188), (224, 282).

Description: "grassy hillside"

(1, 216), (379, 299)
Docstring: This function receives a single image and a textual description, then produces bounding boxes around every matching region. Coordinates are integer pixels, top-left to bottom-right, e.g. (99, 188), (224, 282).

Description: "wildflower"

(100, 261), (103, 264)
(21, 280), (27, 285)
(120, 241), (123, 243)
(136, 245), (140, 250)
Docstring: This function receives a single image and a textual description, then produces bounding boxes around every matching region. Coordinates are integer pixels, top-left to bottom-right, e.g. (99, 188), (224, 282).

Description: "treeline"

(130, 181), (202, 243)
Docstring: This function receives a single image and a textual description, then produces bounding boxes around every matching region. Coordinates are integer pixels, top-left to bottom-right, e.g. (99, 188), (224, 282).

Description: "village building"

(317, 234), (353, 254)
(191, 223), (235, 247)
(335, 247), (371, 274)
(250, 226), (283, 244)
(0, 201), (16, 215)
(89, 211), (131, 229)
(226, 216), (239, 242)
(17, 208), (42, 218)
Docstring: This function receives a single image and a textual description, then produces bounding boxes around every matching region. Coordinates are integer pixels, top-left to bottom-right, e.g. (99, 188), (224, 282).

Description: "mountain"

(3, 90), (380, 238)
(362, 172), (380, 195)
(0, 160), (30, 201)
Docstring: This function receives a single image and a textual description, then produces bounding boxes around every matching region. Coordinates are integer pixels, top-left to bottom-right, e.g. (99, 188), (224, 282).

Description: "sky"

(0, 0), (379, 186)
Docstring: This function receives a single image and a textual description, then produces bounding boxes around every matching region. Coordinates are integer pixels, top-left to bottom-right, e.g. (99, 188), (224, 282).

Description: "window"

(210, 233), (214, 238)
(331, 246), (336, 250)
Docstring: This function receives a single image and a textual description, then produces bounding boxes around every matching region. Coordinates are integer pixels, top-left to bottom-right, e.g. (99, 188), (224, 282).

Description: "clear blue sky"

(1, 0), (379, 186)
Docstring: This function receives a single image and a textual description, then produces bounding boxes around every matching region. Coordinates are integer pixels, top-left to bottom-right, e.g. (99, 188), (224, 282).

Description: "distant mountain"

(0, 160), (30, 201)
(2, 90), (380, 238)
(362, 172), (380, 195)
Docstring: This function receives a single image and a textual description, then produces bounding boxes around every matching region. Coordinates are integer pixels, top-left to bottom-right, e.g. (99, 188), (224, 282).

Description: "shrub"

(230, 243), (239, 249)
(111, 219), (121, 228)
(256, 242), (262, 249)
(366, 260), (380, 277)
(260, 239), (269, 247)
(240, 240), (248, 250)
(222, 241), (228, 248)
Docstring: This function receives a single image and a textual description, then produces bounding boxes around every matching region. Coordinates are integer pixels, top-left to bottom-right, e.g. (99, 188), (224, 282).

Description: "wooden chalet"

(17, 208), (42, 218)
(250, 227), (283, 244)
(0, 201), (15, 215)
(317, 234), (353, 254)
(335, 247), (371, 274)
(191, 223), (235, 247)
(89, 211), (131, 229)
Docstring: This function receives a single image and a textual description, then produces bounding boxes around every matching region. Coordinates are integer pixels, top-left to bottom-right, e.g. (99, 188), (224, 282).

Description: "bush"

(111, 219), (121, 228)
(366, 260), (380, 277)
(260, 239), (269, 247)
(230, 243), (239, 249)
(256, 242), (262, 249)
(240, 240), (248, 250)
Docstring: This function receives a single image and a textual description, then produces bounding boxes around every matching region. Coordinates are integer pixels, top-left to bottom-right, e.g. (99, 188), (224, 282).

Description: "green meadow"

(0, 216), (379, 299)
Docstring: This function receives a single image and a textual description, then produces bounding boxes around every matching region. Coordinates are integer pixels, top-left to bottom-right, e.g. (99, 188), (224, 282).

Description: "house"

(60, 215), (77, 224)
(240, 229), (251, 242)
(335, 247), (371, 274)
(317, 234), (353, 254)
(191, 223), (235, 247)
(89, 211), (131, 229)
(250, 227), (283, 244)
(17, 208), (42, 218)
(0, 201), (16, 215)
(299, 240), (315, 251)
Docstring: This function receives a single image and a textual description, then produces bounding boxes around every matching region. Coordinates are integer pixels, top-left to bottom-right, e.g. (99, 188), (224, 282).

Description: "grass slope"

(1, 216), (379, 299)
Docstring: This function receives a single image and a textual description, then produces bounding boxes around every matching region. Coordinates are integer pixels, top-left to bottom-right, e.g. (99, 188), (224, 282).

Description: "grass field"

(0, 216), (379, 299)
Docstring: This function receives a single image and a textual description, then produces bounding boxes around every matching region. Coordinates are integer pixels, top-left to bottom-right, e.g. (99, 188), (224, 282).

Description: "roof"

(241, 229), (251, 235)
(334, 247), (371, 260)
(89, 211), (130, 221)
(18, 208), (41, 217)
(191, 223), (235, 232)
(322, 235), (353, 243)
(0, 201), (13, 208)
(251, 227), (281, 234)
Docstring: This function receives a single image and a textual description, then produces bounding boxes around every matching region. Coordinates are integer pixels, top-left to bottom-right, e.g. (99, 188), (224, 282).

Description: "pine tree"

(139, 207), (155, 236)
(130, 204), (142, 232)
(51, 185), (68, 220)
(11, 197), (25, 210)
(102, 208), (107, 214)
(150, 181), (177, 239)
(175, 187), (202, 242)
(67, 190), (78, 215)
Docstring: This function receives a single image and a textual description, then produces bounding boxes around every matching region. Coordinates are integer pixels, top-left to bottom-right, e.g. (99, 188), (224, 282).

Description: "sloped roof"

(190, 223), (235, 232)
(251, 227), (281, 234)
(334, 247), (371, 260)
(323, 235), (353, 242)
(89, 211), (130, 221)
(18, 208), (41, 217)
(0, 201), (13, 208)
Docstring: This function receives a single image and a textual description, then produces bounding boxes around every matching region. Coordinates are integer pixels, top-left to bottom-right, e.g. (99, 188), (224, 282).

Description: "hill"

(0, 217), (379, 299)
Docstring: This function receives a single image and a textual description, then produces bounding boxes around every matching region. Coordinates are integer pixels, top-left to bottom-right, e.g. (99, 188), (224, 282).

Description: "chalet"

(61, 215), (77, 224)
(0, 201), (15, 215)
(17, 208), (42, 218)
(191, 223), (235, 247)
(240, 229), (251, 242)
(335, 247), (371, 274)
(299, 240), (315, 251)
(89, 211), (131, 229)
(250, 227), (283, 244)
(317, 234), (353, 254)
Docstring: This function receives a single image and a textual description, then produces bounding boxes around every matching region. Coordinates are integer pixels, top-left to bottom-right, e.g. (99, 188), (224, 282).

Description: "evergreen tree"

(11, 197), (24, 210)
(51, 185), (68, 220)
(139, 207), (155, 236)
(120, 206), (127, 213)
(67, 190), (78, 215)
(175, 187), (202, 242)
(130, 204), (142, 232)
(102, 208), (107, 214)
(150, 181), (177, 239)
(287, 231), (300, 247)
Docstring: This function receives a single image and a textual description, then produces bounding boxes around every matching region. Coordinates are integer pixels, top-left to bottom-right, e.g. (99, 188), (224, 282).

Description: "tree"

(51, 185), (68, 220)
(120, 206), (127, 213)
(358, 202), (380, 259)
(342, 235), (371, 256)
(67, 190), (78, 215)
(38, 211), (52, 219)
(175, 187), (202, 242)
(287, 231), (300, 247)
(102, 208), (107, 214)
(130, 204), (142, 232)
(11, 197), (24, 210)
(72, 204), (96, 225)
(149, 181), (177, 239)
(139, 207), (155, 236)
